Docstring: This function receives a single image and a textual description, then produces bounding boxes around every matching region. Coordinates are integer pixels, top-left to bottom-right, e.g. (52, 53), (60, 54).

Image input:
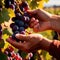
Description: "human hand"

(28, 9), (51, 32)
(7, 34), (52, 52)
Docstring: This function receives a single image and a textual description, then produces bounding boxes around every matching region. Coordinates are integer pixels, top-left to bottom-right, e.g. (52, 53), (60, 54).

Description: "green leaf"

(0, 8), (10, 24)
(30, 1), (38, 9)
(0, 39), (5, 48)
(21, 51), (28, 58)
(0, 52), (7, 60)
(3, 29), (12, 36)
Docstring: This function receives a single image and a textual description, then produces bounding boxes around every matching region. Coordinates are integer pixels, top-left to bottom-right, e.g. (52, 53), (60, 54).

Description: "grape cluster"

(4, 46), (22, 60)
(10, 1), (30, 42)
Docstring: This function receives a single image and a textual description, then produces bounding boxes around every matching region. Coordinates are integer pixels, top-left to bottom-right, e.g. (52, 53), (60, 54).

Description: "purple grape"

(10, 23), (15, 28)
(21, 2), (28, 8)
(12, 17), (17, 21)
(18, 21), (24, 27)
(16, 13), (22, 17)
(19, 27), (25, 32)
(15, 20), (20, 24)
(9, 4), (15, 10)
(12, 25), (19, 31)
(15, 13), (23, 20)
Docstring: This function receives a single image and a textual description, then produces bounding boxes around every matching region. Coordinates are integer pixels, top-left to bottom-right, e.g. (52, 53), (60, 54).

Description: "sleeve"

(49, 40), (60, 60)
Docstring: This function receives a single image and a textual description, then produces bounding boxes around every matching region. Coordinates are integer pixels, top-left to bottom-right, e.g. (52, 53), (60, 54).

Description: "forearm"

(39, 38), (60, 59)
(50, 15), (60, 33)
(38, 9), (60, 32)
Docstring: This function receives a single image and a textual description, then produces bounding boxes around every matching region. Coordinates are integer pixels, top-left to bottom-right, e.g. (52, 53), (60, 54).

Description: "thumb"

(15, 34), (29, 41)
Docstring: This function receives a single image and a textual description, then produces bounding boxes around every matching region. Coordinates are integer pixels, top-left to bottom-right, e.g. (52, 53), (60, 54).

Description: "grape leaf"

(3, 29), (12, 36)
(0, 52), (7, 60)
(0, 8), (10, 24)
(30, 0), (39, 9)
(0, 39), (5, 48)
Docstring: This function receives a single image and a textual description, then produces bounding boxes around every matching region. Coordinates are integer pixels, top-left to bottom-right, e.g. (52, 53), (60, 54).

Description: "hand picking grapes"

(6, 1), (60, 60)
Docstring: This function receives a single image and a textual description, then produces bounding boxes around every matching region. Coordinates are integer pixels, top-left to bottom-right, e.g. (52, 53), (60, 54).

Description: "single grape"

(12, 17), (17, 22)
(10, 23), (15, 28)
(21, 2), (28, 8)
(12, 25), (19, 31)
(18, 21), (24, 27)
(19, 27), (25, 32)
(9, 4), (15, 10)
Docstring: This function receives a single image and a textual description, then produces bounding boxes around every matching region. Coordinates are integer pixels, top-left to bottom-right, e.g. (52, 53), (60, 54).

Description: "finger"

(6, 37), (24, 49)
(15, 34), (29, 41)
(30, 19), (39, 28)
(33, 23), (40, 32)
(30, 17), (35, 23)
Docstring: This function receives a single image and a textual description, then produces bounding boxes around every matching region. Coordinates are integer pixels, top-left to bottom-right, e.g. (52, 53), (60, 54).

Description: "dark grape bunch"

(5, 0), (33, 60)
(10, 1), (31, 42)
(4, 46), (22, 60)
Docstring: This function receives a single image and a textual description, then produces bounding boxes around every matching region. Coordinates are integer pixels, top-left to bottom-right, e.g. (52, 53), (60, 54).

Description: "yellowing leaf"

(38, 0), (44, 8)
(8, 9), (15, 18)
